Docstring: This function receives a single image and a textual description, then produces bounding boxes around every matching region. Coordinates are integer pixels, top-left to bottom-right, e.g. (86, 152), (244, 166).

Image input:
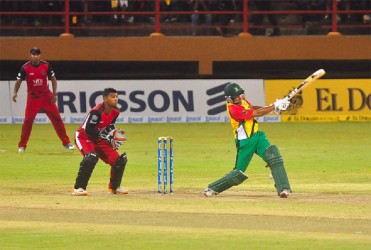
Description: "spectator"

(363, 0), (370, 23)
(0, 0), (11, 25)
(132, 0), (155, 23)
(320, 0), (365, 23)
(177, 0), (194, 22)
(89, 0), (111, 23)
(346, 0), (367, 23)
(216, 0), (237, 36)
(161, 0), (179, 22)
(112, 0), (135, 24)
(297, 0), (322, 25)
(41, 1), (64, 26)
(69, 0), (84, 25)
(23, 0), (42, 26)
(250, 0), (281, 36)
(190, 0), (216, 36)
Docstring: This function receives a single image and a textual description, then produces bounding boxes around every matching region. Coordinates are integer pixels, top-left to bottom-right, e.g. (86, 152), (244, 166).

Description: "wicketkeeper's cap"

(30, 47), (41, 55)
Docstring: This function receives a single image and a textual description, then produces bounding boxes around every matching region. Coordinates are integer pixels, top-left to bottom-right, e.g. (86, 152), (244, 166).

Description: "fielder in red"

(12, 47), (74, 153)
(73, 88), (128, 196)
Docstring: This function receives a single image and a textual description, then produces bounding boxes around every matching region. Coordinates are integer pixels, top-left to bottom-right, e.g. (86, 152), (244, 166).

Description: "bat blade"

(286, 69), (326, 100)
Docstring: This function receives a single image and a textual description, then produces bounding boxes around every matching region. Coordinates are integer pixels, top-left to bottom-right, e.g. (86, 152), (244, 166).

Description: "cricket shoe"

(280, 189), (290, 198)
(72, 188), (88, 196)
(18, 147), (25, 153)
(204, 188), (218, 197)
(64, 143), (75, 150)
(108, 187), (128, 195)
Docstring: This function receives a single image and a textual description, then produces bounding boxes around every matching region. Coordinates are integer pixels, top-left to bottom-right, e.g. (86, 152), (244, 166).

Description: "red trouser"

(75, 131), (120, 189)
(18, 94), (70, 148)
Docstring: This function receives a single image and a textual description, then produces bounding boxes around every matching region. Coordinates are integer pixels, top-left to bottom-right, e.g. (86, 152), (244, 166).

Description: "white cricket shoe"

(72, 188), (88, 196)
(64, 143), (75, 150)
(108, 187), (128, 195)
(204, 188), (218, 197)
(280, 189), (290, 198)
(18, 147), (25, 153)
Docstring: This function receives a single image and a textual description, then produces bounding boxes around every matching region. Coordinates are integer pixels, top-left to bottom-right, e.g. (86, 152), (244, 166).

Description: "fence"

(0, 0), (370, 37)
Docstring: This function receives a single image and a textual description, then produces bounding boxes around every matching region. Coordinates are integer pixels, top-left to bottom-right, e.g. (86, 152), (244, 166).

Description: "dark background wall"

(1, 36), (370, 80)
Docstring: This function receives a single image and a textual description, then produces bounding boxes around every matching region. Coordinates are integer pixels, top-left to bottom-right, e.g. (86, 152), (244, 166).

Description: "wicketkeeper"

(72, 88), (128, 196)
(204, 82), (292, 198)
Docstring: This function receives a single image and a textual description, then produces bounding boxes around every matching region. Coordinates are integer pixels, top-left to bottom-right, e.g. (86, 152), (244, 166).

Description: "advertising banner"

(265, 79), (371, 122)
(0, 80), (266, 124)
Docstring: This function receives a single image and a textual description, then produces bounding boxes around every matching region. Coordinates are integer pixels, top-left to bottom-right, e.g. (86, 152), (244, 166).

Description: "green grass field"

(0, 122), (370, 249)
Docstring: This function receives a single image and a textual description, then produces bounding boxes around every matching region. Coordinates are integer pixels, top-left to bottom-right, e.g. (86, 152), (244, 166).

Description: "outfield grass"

(0, 122), (370, 249)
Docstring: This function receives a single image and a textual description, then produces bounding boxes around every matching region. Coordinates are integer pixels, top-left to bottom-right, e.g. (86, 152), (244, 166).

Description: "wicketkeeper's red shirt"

(77, 102), (120, 141)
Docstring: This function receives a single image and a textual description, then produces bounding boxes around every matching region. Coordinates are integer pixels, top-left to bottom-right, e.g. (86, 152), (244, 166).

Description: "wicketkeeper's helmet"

(224, 82), (245, 102)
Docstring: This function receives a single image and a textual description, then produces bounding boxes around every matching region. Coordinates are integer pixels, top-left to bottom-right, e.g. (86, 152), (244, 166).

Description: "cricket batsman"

(204, 82), (292, 198)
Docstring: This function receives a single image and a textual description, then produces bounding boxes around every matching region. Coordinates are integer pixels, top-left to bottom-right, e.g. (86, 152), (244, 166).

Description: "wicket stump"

(157, 136), (174, 194)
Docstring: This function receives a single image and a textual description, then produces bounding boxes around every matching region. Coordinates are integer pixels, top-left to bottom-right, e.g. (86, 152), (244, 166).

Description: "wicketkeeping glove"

(109, 129), (126, 150)
(99, 124), (116, 148)
(99, 131), (115, 147)
(99, 128), (126, 150)
(99, 124), (116, 138)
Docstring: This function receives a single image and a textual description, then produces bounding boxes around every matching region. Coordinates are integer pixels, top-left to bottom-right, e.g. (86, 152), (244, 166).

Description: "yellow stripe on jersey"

(226, 100), (259, 139)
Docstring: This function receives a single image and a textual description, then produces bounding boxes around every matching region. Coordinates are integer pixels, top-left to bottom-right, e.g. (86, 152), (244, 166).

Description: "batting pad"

(208, 169), (248, 193)
(265, 145), (291, 195)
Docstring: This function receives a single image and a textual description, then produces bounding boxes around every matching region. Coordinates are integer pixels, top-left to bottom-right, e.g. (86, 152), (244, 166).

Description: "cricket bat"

(285, 69), (326, 100)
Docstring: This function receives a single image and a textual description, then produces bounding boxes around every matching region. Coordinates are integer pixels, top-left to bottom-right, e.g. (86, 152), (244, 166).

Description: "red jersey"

(226, 99), (259, 139)
(17, 60), (55, 99)
(77, 102), (120, 141)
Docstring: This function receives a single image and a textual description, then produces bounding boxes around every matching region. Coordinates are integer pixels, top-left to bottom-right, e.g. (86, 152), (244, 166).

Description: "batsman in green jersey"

(204, 82), (292, 198)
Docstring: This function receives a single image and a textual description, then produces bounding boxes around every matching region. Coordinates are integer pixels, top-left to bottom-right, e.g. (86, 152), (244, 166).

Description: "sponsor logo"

(0, 117), (8, 123)
(32, 78), (43, 86)
(167, 116), (182, 122)
(34, 117), (48, 123)
(12, 117), (25, 123)
(70, 117), (86, 123)
(116, 117), (125, 123)
(206, 83), (228, 115)
(57, 90), (195, 114)
(148, 117), (165, 123)
(128, 117), (144, 123)
(316, 88), (370, 111)
(263, 116), (281, 122)
(206, 116), (222, 122)
(92, 115), (98, 121)
(186, 116), (202, 122)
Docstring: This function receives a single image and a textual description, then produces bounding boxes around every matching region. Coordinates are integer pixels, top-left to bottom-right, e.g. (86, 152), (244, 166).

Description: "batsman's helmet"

(224, 82), (244, 102)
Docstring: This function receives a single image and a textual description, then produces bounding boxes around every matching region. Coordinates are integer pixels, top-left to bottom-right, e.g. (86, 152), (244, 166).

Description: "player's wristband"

(53, 93), (58, 96)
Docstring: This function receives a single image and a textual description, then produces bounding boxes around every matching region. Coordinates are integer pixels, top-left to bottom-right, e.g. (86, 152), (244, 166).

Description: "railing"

(0, 0), (370, 37)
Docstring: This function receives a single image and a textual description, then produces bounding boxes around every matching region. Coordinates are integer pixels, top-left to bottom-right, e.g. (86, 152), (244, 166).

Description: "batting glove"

(273, 98), (290, 114)
(280, 98), (290, 111)
(273, 99), (283, 113)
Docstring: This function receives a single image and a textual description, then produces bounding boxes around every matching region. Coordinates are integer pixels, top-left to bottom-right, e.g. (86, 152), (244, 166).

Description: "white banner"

(0, 80), (269, 124)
